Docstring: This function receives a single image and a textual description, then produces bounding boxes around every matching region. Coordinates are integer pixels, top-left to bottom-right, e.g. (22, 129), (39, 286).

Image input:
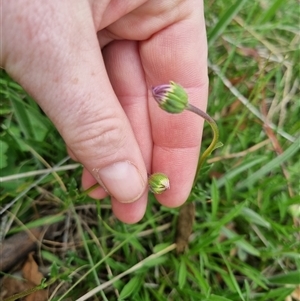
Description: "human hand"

(2, 0), (208, 223)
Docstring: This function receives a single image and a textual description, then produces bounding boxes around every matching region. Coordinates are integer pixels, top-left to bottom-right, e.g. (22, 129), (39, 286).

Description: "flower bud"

(148, 173), (170, 194)
(152, 81), (188, 114)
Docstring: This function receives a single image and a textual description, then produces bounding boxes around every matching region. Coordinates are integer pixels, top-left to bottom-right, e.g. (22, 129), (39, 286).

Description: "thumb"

(65, 85), (148, 204)
(2, 1), (148, 203)
(68, 98), (148, 204)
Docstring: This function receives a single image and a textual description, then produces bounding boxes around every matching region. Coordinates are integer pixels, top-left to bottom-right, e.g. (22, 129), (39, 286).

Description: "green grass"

(1, 1), (299, 300)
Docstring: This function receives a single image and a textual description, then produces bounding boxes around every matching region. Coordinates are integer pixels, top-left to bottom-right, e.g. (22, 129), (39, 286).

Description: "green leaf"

(9, 92), (34, 139)
(258, 0), (286, 23)
(153, 243), (171, 253)
(214, 201), (246, 229)
(143, 256), (167, 268)
(257, 287), (295, 300)
(219, 246), (246, 301)
(178, 260), (187, 289)
(185, 260), (210, 294)
(119, 276), (142, 300)
(0, 140), (9, 169)
(41, 251), (65, 267)
(221, 227), (260, 257)
(40, 278), (47, 289)
(240, 207), (271, 229)
(213, 141), (224, 151)
(217, 156), (267, 188)
(209, 295), (233, 301)
(8, 215), (65, 234)
(211, 178), (220, 220)
(268, 271), (300, 285)
(238, 137), (300, 189)
(50, 262), (59, 278)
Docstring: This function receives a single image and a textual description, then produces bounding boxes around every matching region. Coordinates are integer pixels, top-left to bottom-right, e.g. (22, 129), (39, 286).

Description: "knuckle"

(67, 111), (127, 162)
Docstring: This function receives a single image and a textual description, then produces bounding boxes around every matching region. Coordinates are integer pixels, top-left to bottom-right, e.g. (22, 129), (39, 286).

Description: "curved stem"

(186, 103), (220, 184)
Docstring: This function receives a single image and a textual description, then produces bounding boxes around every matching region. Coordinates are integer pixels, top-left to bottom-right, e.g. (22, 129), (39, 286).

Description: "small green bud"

(152, 81), (189, 114)
(148, 173), (170, 194)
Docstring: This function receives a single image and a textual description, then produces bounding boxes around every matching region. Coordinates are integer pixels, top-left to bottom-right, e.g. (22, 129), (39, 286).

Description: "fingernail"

(95, 161), (146, 203)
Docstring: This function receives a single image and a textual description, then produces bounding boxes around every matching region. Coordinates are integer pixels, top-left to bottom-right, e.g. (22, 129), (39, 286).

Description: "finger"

(140, 4), (208, 207)
(111, 191), (148, 224)
(102, 40), (152, 172)
(102, 40), (152, 221)
(3, 1), (148, 205)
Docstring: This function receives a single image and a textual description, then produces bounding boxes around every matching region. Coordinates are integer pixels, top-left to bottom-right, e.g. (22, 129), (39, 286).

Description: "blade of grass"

(0, 163), (80, 182)
(208, 0), (248, 47)
(7, 215), (65, 235)
(119, 275), (142, 300)
(0, 156), (71, 215)
(221, 227), (260, 257)
(211, 178), (220, 220)
(209, 295), (233, 301)
(258, 0), (286, 23)
(255, 287), (295, 301)
(9, 91), (34, 140)
(217, 245), (246, 301)
(268, 271), (300, 285)
(237, 136), (300, 189)
(178, 259), (187, 289)
(185, 259), (210, 294)
(216, 156), (267, 188)
(240, 207), (271, 229)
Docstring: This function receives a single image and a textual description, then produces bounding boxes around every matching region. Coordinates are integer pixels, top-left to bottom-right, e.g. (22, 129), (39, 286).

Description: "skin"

(2, 0), (208, 224)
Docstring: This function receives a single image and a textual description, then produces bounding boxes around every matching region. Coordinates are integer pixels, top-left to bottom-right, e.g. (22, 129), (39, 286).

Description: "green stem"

(3, 286), (43, 301)
(186, 103), (220, 184)
(3, 278), (54, 301)
(81, 182), (100, 195)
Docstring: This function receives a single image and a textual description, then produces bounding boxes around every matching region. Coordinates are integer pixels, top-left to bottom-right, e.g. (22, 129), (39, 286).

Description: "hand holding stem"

(84, 81), (220, 196)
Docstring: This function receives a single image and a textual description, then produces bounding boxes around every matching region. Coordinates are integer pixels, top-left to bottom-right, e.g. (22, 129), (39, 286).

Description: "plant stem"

(186, 103), (220, 184)
(3, 278), (54, 301)
(81, 182), (99, 195)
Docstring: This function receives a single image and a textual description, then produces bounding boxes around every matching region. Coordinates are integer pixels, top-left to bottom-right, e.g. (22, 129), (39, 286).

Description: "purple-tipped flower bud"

(148, 173), (170, 194)
(152, 81), (189, 114)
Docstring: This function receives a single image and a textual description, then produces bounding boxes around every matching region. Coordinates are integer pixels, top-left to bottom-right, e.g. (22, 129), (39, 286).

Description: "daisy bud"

(152, 81), (188, 114)
(148, 173), (170, 194)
